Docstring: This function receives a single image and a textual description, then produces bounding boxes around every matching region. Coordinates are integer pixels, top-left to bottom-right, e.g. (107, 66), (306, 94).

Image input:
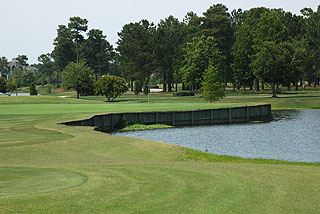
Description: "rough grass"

(120, 124), (173, 132)
(0, 94), (320, 213)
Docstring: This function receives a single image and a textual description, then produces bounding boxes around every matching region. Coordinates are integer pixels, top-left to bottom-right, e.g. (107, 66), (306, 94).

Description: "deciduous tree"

(95, 75), (128, 102)
(62, 62), (94, 99)
(202, 65), (225, 102)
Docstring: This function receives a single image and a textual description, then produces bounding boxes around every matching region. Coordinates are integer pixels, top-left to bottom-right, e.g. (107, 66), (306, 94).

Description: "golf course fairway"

(0, 95), (319, 213)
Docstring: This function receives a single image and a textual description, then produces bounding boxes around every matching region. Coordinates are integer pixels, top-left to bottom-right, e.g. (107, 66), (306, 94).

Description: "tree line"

(1, 3), (319, 99)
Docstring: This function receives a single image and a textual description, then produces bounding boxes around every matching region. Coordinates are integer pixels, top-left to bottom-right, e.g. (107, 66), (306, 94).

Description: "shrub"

(173, 91), (195, 97)
(95, 75), (128, 102)
(202, 65), (225, 102)
(29, 83), (38, 95)
(0, 76), (7, 93)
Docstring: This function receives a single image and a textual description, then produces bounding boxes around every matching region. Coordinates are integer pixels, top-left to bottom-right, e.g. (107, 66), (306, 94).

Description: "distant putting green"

(0, 167), (87, 198)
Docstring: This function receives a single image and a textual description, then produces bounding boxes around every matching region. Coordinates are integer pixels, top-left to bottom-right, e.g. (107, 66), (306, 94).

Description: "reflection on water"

(114, 110), (320, 163)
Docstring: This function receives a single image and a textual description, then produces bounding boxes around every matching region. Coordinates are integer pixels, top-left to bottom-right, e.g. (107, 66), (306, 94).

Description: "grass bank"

(0, 93), (319, 213)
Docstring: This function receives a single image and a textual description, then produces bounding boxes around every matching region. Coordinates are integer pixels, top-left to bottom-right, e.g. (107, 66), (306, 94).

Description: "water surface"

(114, 110), (320, 163)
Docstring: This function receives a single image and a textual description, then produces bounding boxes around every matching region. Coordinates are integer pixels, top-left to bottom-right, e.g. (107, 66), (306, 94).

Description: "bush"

(29, 83), (38, 95)
(202, 65), (225, 102)
(0, 76), (7, 93)
(47, 84), (51, 94)
(173, 91), (195, 97)
(95, 75), (128, 102)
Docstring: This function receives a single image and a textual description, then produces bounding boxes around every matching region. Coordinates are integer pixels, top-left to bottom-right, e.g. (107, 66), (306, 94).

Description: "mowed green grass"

(0, 94), (320, 213)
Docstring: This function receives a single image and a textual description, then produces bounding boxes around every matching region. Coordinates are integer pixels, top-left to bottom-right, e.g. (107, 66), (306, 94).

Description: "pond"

(0, 93), (30, 96)
(114, 110), (320, 163)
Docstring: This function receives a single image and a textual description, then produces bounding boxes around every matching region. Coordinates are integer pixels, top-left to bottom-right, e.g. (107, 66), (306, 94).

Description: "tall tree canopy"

(37, 53), (55, 85)
(153, 15), (186, 92)
(81, 29), (114, 80)
(191, 4), (233, 84)
(117, 20), (155, 91)
(180, 36), (222, 90)
(301, 5), (320, 87)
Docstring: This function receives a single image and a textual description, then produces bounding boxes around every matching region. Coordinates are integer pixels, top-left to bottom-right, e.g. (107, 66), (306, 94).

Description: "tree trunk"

(182, 82), (185, 91)
(249, 82), (253, 90)
(130, 77), (134, 92)
(243, 86), (246, 94)
(233, 82), (236, 92)
(261, 82), (265, 91)
(163, 70), (167, 92)
(271, 83), (277, 97)
(276, 83), (280, 94)
(77, 91), (80, 99)
(175, 80), (178, 92)
(254, 78), (260, 92)
(168, 80), (172, 92)
(287, 85), (291, 91)
(295, 82), (299, 91)
(302, 76), (306, 90)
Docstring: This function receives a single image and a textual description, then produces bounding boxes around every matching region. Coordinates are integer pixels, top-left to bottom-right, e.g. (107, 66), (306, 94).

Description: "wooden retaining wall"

(62, 104), (272, 132)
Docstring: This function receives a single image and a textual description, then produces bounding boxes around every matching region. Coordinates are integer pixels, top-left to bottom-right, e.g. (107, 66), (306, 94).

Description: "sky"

(0, 0), (319, 64)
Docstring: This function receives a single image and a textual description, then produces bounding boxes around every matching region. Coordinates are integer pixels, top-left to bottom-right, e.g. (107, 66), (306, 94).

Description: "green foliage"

(62, 62), (94, 99)
(29, 83), (38, 96)
(180, 36), (222, 90)
(38, 53), (55, 85)
(0, 76), (7, 93)
(81, 29), (114, 79)
(253, 10), (288, 45)
(117, 20), (155, 92)
(47, 84), (52, 94)
(52, 25), (76, 72)
(154, 15), (186, 92)
(191, 4), (233, 82)
(22, 70), (35, 87)
(5, 79), (16, 96)
(143, 78), (149, 95)
(0, 56), (8, 71)
(251, 41), (293, 97)
(173, 91), (195, 97)
(16, 55), (28, 66)
(134, 79), (142, 98)
(202, 65), (225, 102)
(95, 74), (128, 102)
(121, 124), (173, 131)
(231, 23), (254, 92)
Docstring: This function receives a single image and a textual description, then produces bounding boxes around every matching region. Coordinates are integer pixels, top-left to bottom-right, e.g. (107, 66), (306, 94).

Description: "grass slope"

(0, 93), (319, 213)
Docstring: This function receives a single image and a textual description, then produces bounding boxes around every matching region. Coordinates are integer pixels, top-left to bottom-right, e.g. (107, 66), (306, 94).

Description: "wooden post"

(211, 109), (214, 124)
(192, 111), (194, 125)
(111, 114), (114, 130)
(156, 112), (159, 124)
(172, 112), (175, 126)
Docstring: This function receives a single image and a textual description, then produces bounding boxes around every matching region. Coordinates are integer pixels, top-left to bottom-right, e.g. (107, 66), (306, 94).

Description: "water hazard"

(114, 110), (320, 163)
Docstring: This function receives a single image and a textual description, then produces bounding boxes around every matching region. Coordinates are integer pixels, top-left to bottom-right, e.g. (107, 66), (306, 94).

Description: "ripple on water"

(114, 110), (320, 163)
